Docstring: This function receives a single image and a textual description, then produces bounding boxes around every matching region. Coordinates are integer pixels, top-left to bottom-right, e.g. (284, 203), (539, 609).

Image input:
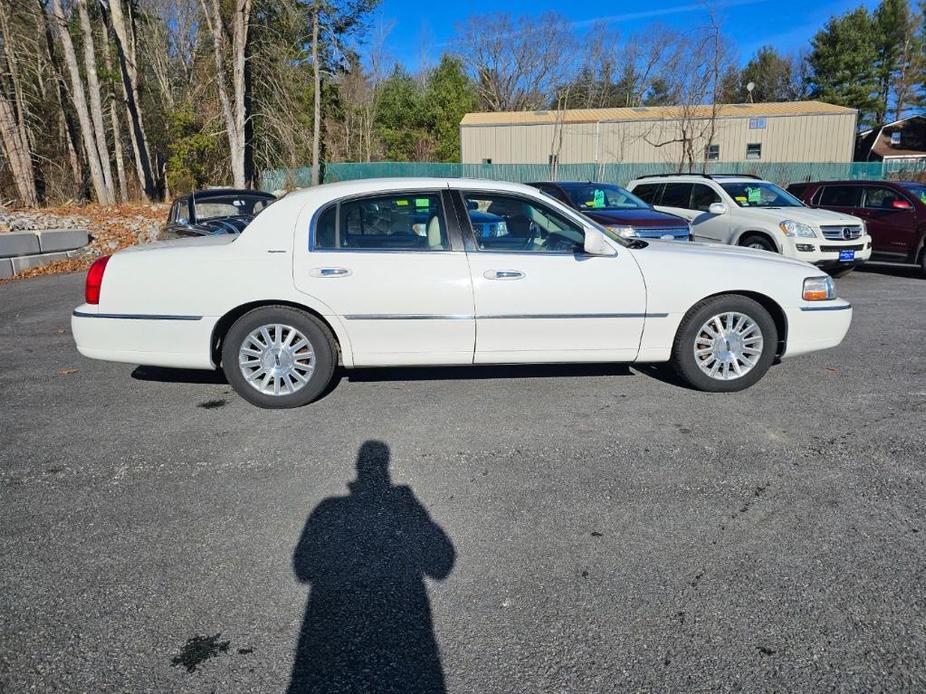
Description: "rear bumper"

(782, 301), (852, 358)
(71, 305), (217, 369)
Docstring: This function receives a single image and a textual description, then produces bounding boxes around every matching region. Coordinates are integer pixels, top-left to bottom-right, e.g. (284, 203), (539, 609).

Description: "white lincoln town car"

(72, 178), (852, 408)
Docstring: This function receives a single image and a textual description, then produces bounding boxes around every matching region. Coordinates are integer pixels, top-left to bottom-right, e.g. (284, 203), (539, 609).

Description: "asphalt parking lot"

(1, 265), (925, 692)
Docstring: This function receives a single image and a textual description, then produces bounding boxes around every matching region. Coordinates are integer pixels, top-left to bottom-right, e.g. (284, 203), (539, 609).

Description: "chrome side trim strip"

(343, 312), (669, 320)
(72, 310), (203, 321)
(344, 314), (474, 321)
(799, 304), (852, 312)
(479, 313), (656, 319)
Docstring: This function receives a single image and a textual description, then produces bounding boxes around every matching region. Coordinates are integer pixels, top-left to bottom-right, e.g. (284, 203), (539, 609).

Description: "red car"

(787, 180), (926, 275)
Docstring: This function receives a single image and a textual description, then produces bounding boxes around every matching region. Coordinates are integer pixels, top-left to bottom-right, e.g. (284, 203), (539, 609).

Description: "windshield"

(562, 183), (650, 211)
(900, 183), (926, 204)
(194, 195), (272, 221)
(720, 182), (803, 208)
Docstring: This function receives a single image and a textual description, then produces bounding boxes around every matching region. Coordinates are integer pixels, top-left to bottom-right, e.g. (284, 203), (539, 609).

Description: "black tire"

(670, 295), (778, 393)
(739, 233), (777, 253)
(221, 305), (337, 408)
(919, 247), (926, 277)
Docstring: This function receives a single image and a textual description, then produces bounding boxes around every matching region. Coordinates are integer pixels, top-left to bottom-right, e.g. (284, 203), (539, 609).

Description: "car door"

(861, 185), (917, 256)
(687, 183), (731, 243)
(292, 189), (475, 366)
(451, 188), (647, 364)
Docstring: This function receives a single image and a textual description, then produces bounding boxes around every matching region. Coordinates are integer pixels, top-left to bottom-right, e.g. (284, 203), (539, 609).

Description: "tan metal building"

(460, 101), (858, 165)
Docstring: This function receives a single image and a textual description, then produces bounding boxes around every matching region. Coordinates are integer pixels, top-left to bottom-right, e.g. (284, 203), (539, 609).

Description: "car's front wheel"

(671, 295), (778, 392)
(739, 233), (777, 252)
(221, 306), (336, 408)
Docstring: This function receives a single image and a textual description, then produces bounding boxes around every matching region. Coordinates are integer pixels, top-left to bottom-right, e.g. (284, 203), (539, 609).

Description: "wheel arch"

(683, 290), (788, 358)
(735, 229), (781, 253)
(211, 300), (348, 368)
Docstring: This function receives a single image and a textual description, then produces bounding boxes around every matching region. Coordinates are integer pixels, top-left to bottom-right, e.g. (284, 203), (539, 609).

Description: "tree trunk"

(40, 0), (83, 195)
(77, 0), (115, 200)
(107, 0), (156, 200)
(0, 91), (38, 206)
(311, 3), (321, 186)
(50, 0), (113, 205)
(101, 32), (128, 202)
(200, 0), (251, 188)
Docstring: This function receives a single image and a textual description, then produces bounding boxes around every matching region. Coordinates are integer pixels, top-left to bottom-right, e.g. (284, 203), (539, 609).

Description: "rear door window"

(661, 183), (695, 209)
(632, 183), (663, 204)
(818, 185), (862, 207)
(314, 193), (450, 250)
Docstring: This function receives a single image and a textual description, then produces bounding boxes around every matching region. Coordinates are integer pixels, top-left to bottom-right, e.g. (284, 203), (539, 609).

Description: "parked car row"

(164, 175), (925, 278)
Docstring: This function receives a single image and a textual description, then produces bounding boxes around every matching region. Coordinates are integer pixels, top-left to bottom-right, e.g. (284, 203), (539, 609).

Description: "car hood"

(635, 237), (814, 271)
(583, 208), (687, 227)
(737, 206), (864, 227)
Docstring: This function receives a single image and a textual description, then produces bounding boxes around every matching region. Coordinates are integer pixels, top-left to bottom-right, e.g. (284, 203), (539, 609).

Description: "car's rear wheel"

(671, 295), (778, 392)
(221, 306), (336, 408)
(739, 233), (776, 252)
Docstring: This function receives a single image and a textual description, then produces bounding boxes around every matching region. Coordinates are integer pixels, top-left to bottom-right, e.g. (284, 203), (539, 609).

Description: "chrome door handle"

(310, 267), (351, 278)
(484, 270), (525, 280)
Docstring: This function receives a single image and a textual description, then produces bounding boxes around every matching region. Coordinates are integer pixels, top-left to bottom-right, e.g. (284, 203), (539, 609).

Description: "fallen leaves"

(58, 368), (79, 375)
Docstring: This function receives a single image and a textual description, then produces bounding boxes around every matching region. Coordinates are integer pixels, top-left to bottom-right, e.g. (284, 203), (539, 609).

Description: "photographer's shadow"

(288, 441), (455, 693)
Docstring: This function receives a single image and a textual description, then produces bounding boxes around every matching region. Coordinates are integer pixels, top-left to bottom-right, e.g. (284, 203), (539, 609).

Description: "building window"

(705, 144), (720, 161)
(481, 158), (492, 164)
(890, 131), (902, 146)
(746, 143), (762, 160)
(749, 117), (767, 129)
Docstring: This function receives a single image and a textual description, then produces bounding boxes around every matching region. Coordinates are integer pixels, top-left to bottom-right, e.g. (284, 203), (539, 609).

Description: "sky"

(368, 0), (880, 71)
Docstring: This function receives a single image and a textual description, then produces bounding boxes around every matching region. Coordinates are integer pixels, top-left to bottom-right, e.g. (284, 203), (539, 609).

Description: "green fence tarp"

(260, 160), (921, 192)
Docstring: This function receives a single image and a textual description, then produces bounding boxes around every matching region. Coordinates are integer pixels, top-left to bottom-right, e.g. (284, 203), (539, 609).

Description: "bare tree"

(77, 0), (115, 197)
(0, 4), (39, 206)
(50, 0), (114, 204)
(106, 0), (158, 200)
(456, 12), (576, 112)
(200, 0), (254, 188)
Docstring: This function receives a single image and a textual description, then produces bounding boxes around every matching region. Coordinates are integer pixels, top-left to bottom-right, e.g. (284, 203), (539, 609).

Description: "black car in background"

(527, 181), (692, 241)
(164, 188), (276, 238)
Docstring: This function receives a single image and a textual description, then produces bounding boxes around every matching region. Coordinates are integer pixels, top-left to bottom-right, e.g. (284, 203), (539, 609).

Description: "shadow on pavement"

(346, 362), (632, 382)
(855, 261), (924, 280)
(131, 365), (228, 384)
(287, 441), (455, 694)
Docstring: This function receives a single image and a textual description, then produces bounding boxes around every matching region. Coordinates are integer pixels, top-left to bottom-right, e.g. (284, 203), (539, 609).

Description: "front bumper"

(787, 235), (872, 266)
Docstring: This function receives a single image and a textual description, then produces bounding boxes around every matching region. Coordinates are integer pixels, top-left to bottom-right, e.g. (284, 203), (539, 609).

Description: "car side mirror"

(708, 202), (727, 215)
(891, 199), (913, 210)
(583, 229), (617, 256)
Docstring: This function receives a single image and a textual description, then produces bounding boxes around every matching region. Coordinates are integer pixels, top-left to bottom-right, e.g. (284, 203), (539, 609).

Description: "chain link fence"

(261, 160), (925, 192)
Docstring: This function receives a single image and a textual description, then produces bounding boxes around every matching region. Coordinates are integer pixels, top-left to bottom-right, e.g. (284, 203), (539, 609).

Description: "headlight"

(607, 225), (636, 238)
(802, 275), (835, 301)
(779, 219), (816, 238)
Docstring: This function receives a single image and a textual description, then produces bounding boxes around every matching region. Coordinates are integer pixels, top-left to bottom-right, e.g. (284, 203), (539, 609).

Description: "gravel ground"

(1, 265), (924, 693)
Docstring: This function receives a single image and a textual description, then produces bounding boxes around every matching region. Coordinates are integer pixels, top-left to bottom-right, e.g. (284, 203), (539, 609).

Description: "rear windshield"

(720, 182), (803, 208)
(195, 195), (272, 221)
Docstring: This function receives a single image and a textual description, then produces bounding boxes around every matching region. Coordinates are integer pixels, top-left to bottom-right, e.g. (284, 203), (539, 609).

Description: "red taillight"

(85, 255), (111, 304)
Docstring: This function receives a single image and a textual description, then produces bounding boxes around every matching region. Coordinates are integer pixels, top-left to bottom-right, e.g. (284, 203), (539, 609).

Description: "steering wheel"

(522, 221), (542, 250)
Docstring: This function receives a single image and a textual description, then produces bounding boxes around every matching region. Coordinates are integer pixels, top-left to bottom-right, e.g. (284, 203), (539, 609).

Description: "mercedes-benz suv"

(627, 174), (872, 275)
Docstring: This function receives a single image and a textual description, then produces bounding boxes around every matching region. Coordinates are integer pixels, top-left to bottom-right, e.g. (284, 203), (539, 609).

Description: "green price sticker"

(746, 187), (762, 203)
(593, 189), (606, 208)
(415, 198), (429, 207)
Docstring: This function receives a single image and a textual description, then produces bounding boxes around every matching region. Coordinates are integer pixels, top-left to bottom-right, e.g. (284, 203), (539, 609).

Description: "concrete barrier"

(0, 231), (41, 258)
(0, 258), (12, 280)
(9, 250), (80, 274)
(35, 229), (90, 253)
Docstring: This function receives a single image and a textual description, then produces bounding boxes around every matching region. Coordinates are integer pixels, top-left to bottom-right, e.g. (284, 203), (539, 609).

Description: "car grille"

(820, 224), (863, 241)
(632, 226), (690, 240)
(820, 244), (865, 252)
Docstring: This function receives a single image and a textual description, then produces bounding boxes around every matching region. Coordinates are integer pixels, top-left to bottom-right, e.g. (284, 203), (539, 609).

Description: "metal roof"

(460, 101), (857, 127)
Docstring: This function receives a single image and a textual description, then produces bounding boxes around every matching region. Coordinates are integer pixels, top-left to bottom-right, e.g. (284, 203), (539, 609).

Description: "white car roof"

(629, 175), (769, 184)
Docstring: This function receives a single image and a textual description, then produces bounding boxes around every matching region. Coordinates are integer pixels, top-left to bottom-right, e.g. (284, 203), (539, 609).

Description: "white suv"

(627, 174), (872, 274)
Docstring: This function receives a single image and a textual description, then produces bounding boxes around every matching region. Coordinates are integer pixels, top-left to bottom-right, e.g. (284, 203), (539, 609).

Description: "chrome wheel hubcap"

(694, 312), (763, 381)
(238, 324), (315, 396)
